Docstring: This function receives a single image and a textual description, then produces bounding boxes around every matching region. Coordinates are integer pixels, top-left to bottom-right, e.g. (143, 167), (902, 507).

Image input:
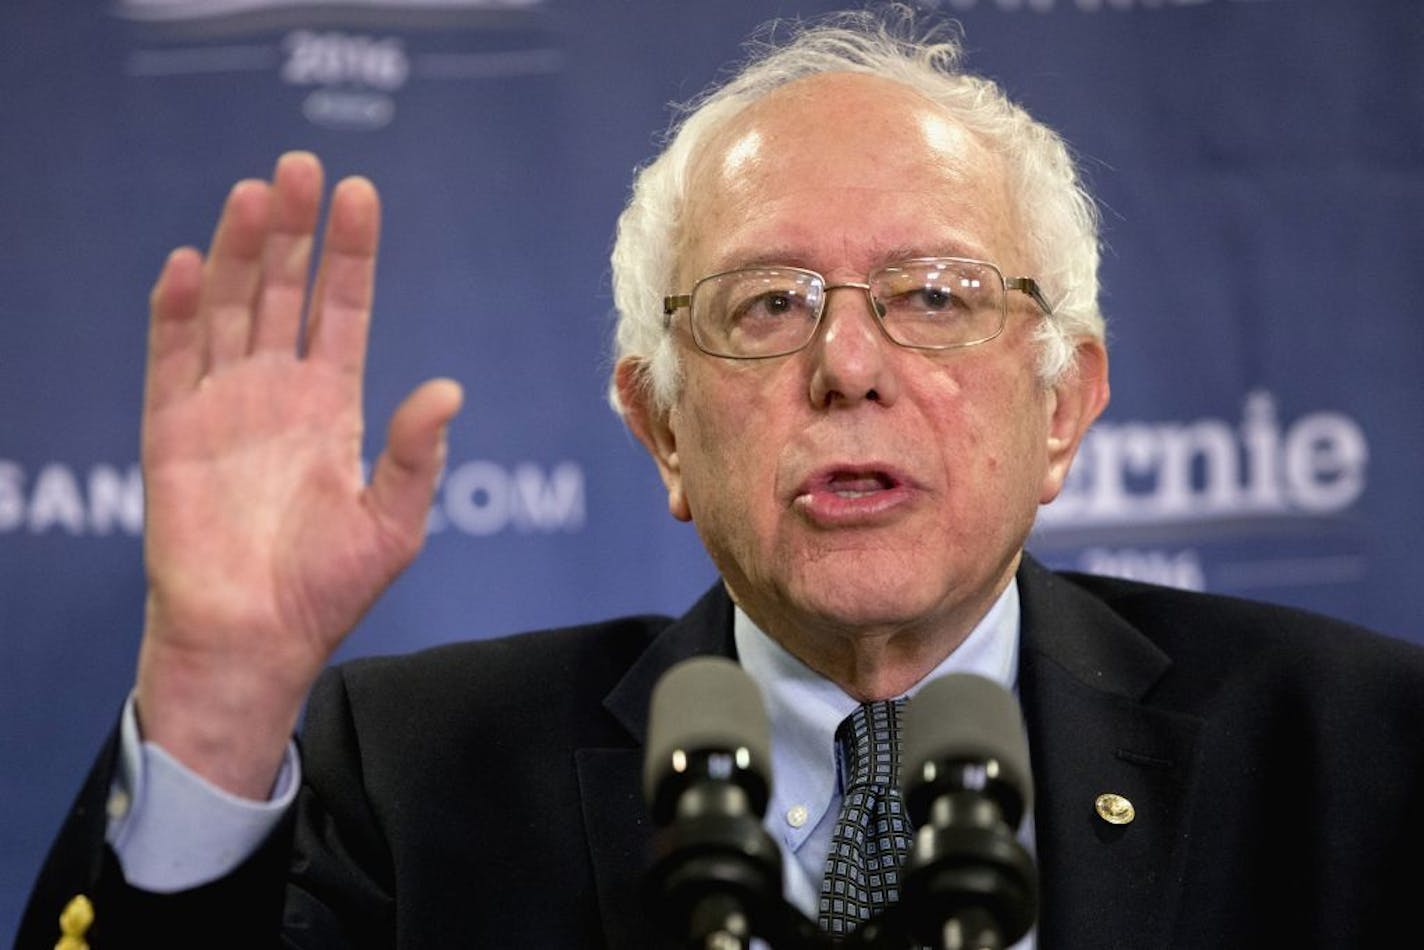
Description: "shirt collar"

(733, 579), (1022, 851)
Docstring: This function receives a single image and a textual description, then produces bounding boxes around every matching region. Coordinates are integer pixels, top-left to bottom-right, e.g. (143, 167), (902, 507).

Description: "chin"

(784, 571), (948, 632)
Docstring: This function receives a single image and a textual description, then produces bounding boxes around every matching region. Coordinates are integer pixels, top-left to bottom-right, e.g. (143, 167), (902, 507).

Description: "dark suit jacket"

(19, 557), (1424, 948)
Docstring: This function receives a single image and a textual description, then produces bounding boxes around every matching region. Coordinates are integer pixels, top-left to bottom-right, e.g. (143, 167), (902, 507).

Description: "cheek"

(924, 363), (1048, 499)
(675, 366), (790, 516)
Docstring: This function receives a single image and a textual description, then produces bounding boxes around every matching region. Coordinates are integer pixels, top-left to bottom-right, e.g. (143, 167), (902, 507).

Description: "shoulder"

(323, 612), (677, 710)
(1058, 569), (1410, 650)
(1054, 568), (1424, 700)
(296, 612), (684, 776)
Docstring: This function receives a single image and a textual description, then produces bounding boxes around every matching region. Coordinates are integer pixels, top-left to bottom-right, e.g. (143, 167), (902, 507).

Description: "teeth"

(829, 476), (887, 493)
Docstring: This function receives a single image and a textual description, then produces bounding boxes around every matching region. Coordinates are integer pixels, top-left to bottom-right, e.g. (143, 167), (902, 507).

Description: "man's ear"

(1040, 339), (1110, 505)
(616, 358), (692, 522)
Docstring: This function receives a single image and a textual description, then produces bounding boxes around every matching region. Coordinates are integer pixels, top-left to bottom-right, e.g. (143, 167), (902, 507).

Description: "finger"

(367, 378), (464, 545)
(143, 247), (206, 415)
(305, 176), (381, 391)
(250, 152), (324, 354)
(199, 178), (273, 369)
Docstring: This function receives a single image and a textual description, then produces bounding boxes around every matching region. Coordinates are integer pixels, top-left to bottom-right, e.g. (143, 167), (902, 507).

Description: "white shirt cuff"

(105, 694), (300, 893)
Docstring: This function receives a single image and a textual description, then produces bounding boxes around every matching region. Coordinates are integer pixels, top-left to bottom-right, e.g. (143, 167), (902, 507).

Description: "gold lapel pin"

(55, 893), (94, 950)
(1095, 792), (1136, 826)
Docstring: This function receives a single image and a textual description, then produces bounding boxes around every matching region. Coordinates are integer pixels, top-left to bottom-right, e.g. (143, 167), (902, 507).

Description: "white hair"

(609, 6), (1104, 415)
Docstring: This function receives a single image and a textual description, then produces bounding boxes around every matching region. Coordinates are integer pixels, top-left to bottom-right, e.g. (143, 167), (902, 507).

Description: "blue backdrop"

(3, 0), (1421, 937)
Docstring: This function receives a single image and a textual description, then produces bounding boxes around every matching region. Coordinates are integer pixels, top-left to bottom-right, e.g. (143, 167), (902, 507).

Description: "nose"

(807, 284), (901, 409)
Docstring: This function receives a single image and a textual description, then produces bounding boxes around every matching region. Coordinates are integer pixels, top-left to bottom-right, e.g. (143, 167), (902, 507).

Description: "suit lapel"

(1016, 557), (1204, 949)
(576, 585), (737, 948)
(574, 564), (1207, 947)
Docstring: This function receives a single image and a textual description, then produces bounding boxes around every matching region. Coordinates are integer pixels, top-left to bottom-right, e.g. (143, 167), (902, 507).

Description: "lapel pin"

(1095, 792), (1136, 826)
(55, 893), (94, 950)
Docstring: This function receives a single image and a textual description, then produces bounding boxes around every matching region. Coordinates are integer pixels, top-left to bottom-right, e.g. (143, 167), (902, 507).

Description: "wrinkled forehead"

(679, 72), (1023, 281)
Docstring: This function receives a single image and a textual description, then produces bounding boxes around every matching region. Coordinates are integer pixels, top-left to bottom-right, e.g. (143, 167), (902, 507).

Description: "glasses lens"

(872, 259), (1007, 348)
(692, 268), (823, 357)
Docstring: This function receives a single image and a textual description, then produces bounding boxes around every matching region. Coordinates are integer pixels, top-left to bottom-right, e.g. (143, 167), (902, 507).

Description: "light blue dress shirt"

(734, 578), (1034, 949)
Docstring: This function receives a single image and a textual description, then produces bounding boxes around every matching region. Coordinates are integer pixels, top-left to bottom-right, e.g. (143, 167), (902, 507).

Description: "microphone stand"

(646, 799), (1034, 950)
(642, 666), (1035, 950)
(648, 865), (1022, 950)
(644, 758), (789, 950)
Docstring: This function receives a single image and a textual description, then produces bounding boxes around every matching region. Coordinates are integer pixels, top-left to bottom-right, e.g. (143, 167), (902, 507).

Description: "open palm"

(134, 153), (462, 796)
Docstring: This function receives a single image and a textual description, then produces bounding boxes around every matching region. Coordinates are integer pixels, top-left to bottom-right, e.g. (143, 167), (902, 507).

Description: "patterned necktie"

(818, 698), (912, 938)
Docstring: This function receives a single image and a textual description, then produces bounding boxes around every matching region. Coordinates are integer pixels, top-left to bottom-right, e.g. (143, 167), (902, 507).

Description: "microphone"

(642, 657), (785, 949)
(897, 674), (1038, 950)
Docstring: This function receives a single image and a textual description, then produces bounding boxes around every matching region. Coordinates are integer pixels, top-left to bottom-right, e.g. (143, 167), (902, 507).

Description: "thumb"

(368, 377), (464, 539)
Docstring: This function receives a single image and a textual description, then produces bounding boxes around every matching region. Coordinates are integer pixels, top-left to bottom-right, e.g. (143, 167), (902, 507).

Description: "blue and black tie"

(818, 698), (912, 938)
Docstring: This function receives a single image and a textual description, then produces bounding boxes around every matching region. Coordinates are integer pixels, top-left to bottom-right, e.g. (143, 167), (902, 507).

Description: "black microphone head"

(900, 673), (1032, 825)
(643, 656), (772, 821)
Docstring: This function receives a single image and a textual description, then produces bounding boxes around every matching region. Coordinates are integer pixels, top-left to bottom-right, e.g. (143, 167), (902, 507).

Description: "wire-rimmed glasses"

(663, 257), (1053, 360)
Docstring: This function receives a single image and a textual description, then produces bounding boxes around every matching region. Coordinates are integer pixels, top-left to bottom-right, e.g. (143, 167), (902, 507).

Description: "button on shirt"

(733, 578), (1034, 950)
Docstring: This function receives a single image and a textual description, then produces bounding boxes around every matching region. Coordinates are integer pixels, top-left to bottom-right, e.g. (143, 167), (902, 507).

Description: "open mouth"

(823, 470), (898, 498)
(792, 466), (914, 524)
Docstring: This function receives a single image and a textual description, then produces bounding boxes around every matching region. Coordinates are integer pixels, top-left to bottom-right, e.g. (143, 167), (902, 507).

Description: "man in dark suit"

(20, 9), (1424, 948)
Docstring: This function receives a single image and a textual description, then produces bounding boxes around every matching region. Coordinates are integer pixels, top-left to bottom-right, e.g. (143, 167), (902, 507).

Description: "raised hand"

(133, 152), (462, 797)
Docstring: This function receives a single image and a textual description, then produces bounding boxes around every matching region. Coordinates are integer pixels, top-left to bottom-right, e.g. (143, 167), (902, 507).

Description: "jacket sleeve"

(15, 716), (295, 949)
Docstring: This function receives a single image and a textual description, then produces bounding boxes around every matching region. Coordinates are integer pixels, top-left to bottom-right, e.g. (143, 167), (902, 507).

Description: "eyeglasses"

(663, 257), (1053, 360)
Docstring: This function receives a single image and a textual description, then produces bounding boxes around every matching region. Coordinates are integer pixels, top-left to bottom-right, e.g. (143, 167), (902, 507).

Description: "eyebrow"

(712, 249), (991, 274)
(709, 240), (993, 274)
(708, 246), (812, 272)
(869, 234), (995, 263)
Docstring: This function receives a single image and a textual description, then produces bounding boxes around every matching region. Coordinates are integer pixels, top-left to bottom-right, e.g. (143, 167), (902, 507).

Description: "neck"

(809, 627), (970, 702)
(733, 572), (1016, 702)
